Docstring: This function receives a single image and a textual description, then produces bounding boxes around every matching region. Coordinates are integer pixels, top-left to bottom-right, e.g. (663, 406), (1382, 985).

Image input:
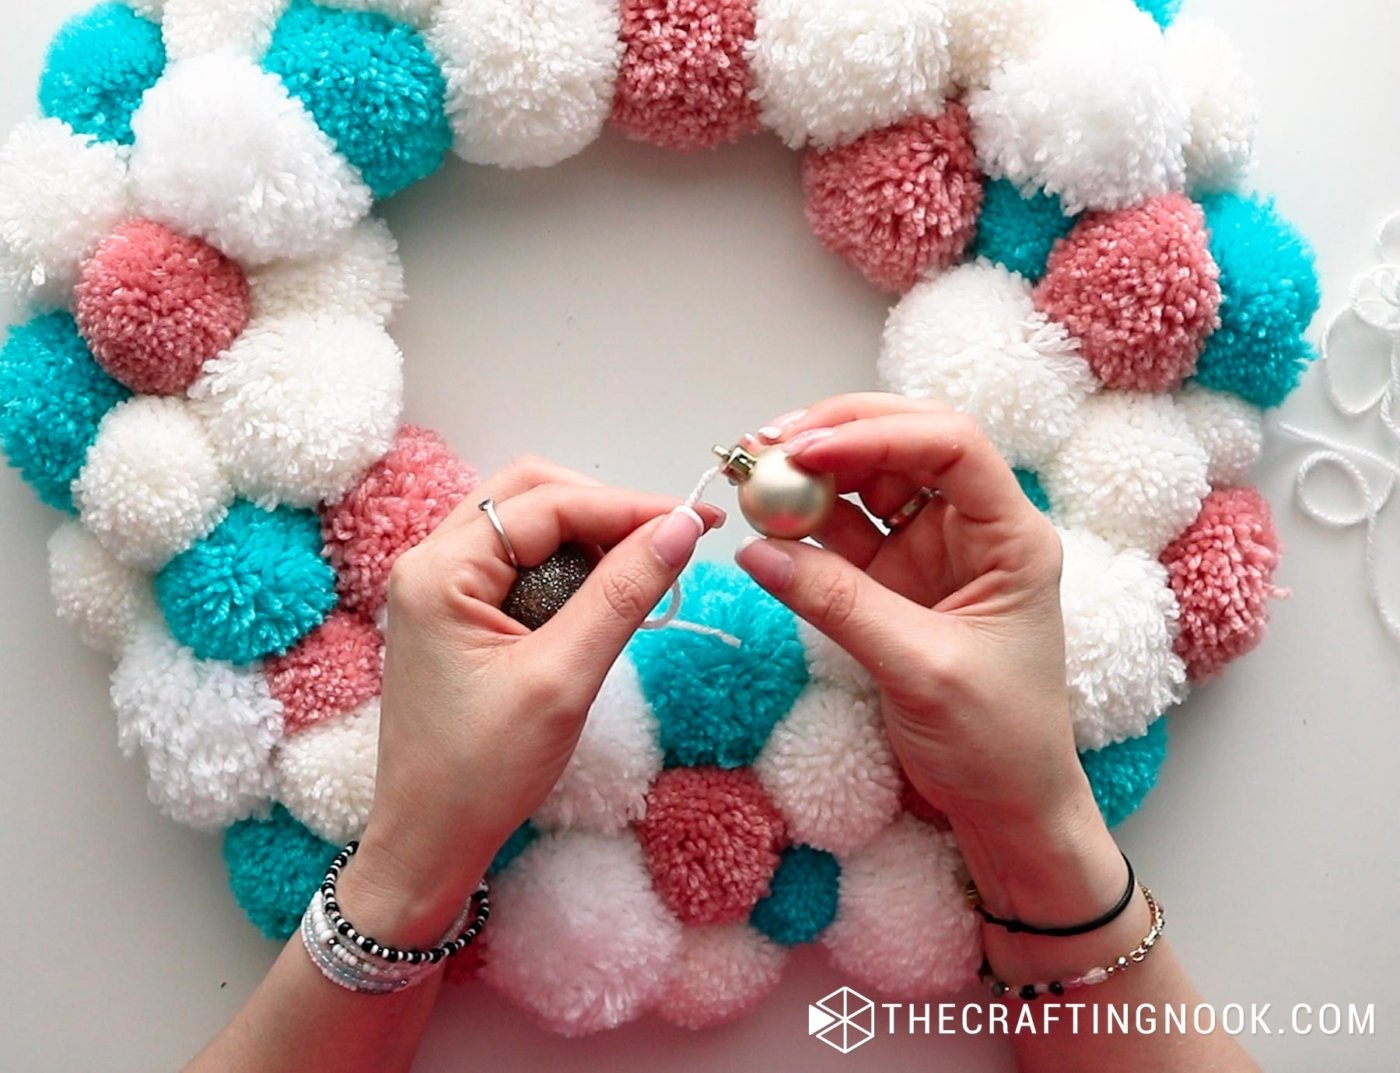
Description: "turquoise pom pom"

(264, 0), (451, 200)
(155, 500), (337, 665)
(1013, 468), (1052, 514)
(0, 312), (130, 512)
(630, 562), (809, 769)
(489, 821), (538, 876)
(750, 845), (841, 946)
(972, 179), (1077, 281)
(1193, 194), (1320, 409)
(1080, 717), (1169, 828)
(224, 805), (339, 941)
(38, 2), (165, 146)
(1134, 0), (1184, 29)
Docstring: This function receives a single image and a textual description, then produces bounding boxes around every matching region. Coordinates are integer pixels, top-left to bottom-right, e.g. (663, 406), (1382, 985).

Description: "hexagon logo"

(808, 986), (876, 1054)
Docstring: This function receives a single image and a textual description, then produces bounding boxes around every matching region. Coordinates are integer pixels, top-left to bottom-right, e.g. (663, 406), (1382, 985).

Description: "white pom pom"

(74, 397), (233, 571)
(755, 684), (900, 856)
(160, 0), (290, 61)
(481, 830), (683, 1035)
(534, 658), (661, 834)
(1059, 527), (1185, 750)
(823, 816), (981, 997)
(749, 0), (953, 149)
(945, 0), (1057, 90)
(0, 118), (130, 310)
(1041, 392), (1210, 554)
(274, 700), (379, 844)
(798, 620), (876, 696)
(428, 0), (622, 169)
(249, 217), (406, 326)
(880, 262), (1097, 468)
(1174, 384), (1264, 487)
(189, 313), (403, 508)
(655, 924), (787, 1030)
(1164, 16), (1258, 194)
(968, 6), (1189, 213)
(130, 54), (372, 266)
(48, 522), (158, 656)
(111, 623), (282, 830)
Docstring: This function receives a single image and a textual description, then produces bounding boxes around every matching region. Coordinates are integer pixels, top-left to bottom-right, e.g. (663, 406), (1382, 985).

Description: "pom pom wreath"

(480, 830), (683, 1036)
(320, 424), (477, 614)
(1193, 193), (1320, 409)
(74, 219), (252, 396)
(1034, 193), (1222, 393)
(263, 0), (452, 200)
(754, 683), (900, 855)
(797, 619), (876, 697)
(189, 313), (403, 508)
(265, 610), (382, 733)
(822, 816), (981, 997)
(1015, 467), (1052, 514)
(972, 178), (1076, 282)
(490, 821), (539, 876)
(611, 0), (761, 152)
(1058, 528), (1185, 750)
(879, 261), (1096, 468)
(74, 396), (233, 570)
(47, 521), (158, 656)
(155, 499), (337, 665)
(273, 698), (379, 843)
(749, 844), (841, 946)
(160, 0), (290, 62)
(1174, 384), (1264, 487)
(630, 562), (808, 769)
(0, 312), (130, 513)
(0, 117), (131, 309)
(535, 657), (662, 833)
(636, 766), (787, 925)
(1164, 16), (1257, 194)
(802, 107), (984, 294)
(224, 804), (338, 941)
(748, 0), (953, 150)
(1080, 716), (1168, 828)
(968, 6), (1189, 214)
(655, 924), (787, 1029)
(111, 622), (283, 829)
(129, 53), (372, 267)
(39, 2), (166, 146)
(248, 216), (405, 326)
(1135, 0), (1182, 30)
(1160, 486), (1281, 681)
(1041, 392), (1209, 554)
(427, 0), (623, 169)
(945, 0), (1056, 91)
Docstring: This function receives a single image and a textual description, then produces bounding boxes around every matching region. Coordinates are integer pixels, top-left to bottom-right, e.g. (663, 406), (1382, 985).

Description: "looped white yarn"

(1278, 212), (1400, 646)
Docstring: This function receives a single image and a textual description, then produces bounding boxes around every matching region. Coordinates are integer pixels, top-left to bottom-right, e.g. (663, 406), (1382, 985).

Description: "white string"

(1279, 211), (1400, 647)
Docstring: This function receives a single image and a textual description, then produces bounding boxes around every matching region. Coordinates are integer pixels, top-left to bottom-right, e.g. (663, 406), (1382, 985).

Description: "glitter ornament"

(502, 543), (593, 629)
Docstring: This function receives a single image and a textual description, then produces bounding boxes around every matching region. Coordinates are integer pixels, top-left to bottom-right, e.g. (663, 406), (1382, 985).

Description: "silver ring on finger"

(478, 498), (520, 568)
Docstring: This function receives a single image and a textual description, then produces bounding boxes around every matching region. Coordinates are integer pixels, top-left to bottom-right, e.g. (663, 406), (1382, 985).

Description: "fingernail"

(735, 536), (795, 591)
(653, 506), (705, 568)
(757, 409), (808, 442)
(780, 427), (835, 455)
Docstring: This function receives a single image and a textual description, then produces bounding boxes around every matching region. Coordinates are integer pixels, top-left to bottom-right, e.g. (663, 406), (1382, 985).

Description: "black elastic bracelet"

(967, 852), (1135, 937)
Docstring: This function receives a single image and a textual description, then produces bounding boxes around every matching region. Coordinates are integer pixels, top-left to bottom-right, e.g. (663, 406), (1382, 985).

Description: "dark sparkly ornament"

(501, 543), (593, 629)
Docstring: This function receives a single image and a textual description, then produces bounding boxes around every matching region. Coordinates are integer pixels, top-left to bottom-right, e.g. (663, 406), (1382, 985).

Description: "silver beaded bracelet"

(299, 841), (490, 995)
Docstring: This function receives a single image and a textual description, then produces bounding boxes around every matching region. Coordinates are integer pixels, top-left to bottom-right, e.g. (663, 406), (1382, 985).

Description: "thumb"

(735, 537), (920, 671)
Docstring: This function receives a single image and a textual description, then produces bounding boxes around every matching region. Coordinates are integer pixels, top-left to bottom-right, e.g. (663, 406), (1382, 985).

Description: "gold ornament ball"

(716, 445), (837, 540)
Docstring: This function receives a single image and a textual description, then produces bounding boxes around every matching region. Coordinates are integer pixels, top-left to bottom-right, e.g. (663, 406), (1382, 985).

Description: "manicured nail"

(735, 536), (795, 591)
(653, 506), (705, 567)
(780, 427), (835, 455)
(757, 409), (808, 442)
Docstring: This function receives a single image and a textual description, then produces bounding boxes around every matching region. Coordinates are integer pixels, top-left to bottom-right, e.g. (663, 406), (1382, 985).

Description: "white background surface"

(2, 2), (1398, 1070)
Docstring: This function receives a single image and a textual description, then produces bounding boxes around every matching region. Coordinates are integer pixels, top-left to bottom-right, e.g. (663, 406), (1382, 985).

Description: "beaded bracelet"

(300, 840), (490, 994)
(979, 883), (1165, 1002)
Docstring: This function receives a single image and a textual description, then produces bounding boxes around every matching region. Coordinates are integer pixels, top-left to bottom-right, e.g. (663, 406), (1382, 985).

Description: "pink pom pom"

(74, 219), (252, 396)
(321, 425), (477, 615)
(1160, 486), (1281, 681)
(612, 0), (760, 151)
(636, 767), (787, 925)
(265, 610), (383, 734)
(1034, 194), (1222, 393)
(802, 106), (984, 293)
